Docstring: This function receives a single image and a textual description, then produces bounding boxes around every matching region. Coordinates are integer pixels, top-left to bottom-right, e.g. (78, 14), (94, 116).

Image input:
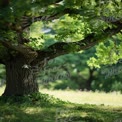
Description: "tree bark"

(2, 57), (39, 96)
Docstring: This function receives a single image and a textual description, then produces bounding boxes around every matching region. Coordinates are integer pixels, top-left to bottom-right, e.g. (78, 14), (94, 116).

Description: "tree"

(0, 0), (122, 96)
(46, 48), (96, 91)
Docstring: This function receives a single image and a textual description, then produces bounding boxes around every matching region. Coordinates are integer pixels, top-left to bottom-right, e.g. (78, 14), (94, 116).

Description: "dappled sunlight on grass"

(0, 91), (122, 122)
(24, 107), (42, 114)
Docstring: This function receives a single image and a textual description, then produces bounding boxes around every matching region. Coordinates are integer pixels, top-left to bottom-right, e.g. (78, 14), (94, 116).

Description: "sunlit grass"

(40, 89), (122, 107)
(0, 86), (4, 96)
(0, 86), (122, 106)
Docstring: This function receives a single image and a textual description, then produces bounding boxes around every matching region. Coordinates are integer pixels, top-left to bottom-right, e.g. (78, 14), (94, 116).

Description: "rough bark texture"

(3, 56), (39, 96)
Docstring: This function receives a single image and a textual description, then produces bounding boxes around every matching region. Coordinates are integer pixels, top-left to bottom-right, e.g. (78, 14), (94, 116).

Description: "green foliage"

(27, 37), (43, 50)
(0, 92), (65, 106)
(0, 0), (122, 60)
(111, 82), (122, 93)
(88, 35), (122, 68)
(53, 15), (87, 41)
(0, 0), (122, 99)
(38, 47), (122, 92)
(0, 65), (5, 86)
(49, 80), (79, 90)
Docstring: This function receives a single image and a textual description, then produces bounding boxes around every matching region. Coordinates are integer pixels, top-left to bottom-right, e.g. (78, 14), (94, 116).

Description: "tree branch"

(21, 7), (122, 31)
(33, 0), (63, 6)
(21, 8), (84, 30)
(32, 22), (122, 65)
(0, 41), (38, 63)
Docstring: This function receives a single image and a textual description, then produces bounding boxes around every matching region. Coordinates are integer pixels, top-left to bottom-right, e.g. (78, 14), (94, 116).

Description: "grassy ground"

(0, 87), (122, 122)
(40, 89), (122, 107)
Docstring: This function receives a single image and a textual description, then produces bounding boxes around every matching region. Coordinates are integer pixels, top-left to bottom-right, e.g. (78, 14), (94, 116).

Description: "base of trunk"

(2, 58), (39, 96)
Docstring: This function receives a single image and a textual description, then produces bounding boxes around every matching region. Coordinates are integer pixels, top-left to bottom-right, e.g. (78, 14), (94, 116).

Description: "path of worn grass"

(0, 92), (122, 122)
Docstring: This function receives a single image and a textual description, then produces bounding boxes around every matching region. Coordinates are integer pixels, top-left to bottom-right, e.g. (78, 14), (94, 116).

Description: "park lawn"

(0, 87), (122, 122)
(40, 89), (122, 107)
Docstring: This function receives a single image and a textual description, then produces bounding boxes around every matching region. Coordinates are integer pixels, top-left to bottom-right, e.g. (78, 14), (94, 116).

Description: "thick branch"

(33, 22), (122, 65)
(0, 41), (38, 63)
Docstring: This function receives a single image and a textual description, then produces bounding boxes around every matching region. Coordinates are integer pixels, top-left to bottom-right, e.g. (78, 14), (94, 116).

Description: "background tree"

(38, 46), (122, 93)
(0, 0), (122, 96)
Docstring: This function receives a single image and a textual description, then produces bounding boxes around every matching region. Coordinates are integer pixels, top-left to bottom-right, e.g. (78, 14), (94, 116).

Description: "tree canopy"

(0, 0), (122, 96)
(0, 0), (122, 65)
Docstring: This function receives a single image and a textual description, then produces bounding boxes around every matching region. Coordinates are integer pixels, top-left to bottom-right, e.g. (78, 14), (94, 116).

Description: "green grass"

(40, 89), (122, 107)
(0, 87), (122, 122)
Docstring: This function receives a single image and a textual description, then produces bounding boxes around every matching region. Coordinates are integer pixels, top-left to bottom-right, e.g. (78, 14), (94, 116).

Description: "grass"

(0, 87), (122, 122)
(40, 89), (122, 107)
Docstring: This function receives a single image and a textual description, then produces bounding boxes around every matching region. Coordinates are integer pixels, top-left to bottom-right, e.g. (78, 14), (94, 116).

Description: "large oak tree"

(0, 0), (122, 96)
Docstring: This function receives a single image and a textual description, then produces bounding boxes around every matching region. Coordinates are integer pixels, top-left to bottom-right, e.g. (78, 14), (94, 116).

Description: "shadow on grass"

(0, 92), (122, 122)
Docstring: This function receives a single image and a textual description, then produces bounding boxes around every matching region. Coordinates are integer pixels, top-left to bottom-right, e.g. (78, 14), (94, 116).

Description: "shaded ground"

(0, 92), (122, 122)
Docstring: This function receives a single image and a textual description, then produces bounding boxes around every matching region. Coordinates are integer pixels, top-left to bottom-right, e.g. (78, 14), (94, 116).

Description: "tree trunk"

(85, 68), (94, 91)
(3, 57), (39, 96)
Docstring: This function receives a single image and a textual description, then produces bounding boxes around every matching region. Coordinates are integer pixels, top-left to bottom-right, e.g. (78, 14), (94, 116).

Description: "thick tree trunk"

(3, 57), (39, 96)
